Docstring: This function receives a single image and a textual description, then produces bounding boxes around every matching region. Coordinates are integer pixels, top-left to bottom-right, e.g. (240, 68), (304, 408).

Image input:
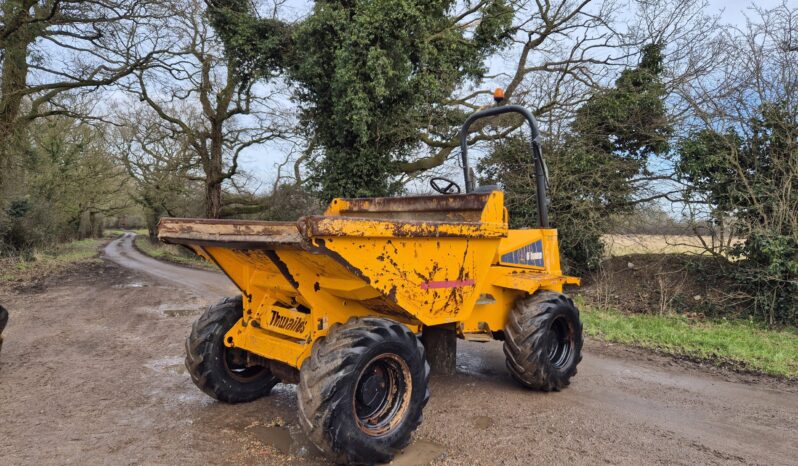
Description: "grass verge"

(0, 238), (105, 285)
(133, 235), (215, 270)
(579, 299), (798, 378)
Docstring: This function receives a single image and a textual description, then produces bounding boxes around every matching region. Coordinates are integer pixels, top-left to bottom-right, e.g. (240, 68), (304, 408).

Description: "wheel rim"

(222, 346), (269, 383)
(547, 316), (574, 369)
(353, 353), (412, 437)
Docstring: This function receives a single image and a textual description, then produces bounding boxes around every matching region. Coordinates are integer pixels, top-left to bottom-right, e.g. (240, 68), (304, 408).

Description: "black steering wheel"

(430, 177), (461, 195)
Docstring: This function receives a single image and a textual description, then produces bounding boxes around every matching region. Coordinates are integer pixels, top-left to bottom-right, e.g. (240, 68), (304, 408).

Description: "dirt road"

(1, 235), (796, 465)
(104, 233), (237, 298)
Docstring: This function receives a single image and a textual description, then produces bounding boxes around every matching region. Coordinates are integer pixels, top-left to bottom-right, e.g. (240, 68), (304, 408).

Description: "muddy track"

(104, 233), (237, 298)
(0, 235), (796, 465)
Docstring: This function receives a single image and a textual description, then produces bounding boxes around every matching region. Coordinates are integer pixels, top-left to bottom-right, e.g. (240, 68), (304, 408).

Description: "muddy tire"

(0, 304), (7, 355)
(298, 317), (429, 464)
(504, 291), (583, 391)
(185, 296), (278, 403)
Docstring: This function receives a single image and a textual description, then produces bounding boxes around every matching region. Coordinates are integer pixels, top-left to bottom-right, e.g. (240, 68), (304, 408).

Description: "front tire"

(298, 317), (429, 464)
(185, 296), (278, 403)
(504, 291), (583, 391)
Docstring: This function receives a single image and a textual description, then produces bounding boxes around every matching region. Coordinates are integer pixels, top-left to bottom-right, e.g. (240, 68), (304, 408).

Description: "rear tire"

(298, 317), (429, 464)
(185, 296), (278, 403)
(504, 291), (583, 391)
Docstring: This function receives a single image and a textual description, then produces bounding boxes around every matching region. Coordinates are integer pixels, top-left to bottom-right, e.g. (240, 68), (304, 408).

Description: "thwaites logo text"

(501, 240), (545, 267)
(268, 310), (307, 334)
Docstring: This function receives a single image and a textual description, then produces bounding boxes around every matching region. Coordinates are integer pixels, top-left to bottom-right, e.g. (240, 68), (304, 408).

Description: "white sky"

(236, 0), (783, 188)
(708, 0), (786, 24)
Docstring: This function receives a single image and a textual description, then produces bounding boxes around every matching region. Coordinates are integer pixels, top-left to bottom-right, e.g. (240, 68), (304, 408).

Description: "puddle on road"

(146, 352), (446, 464)
(392, 439), (447, 465)
(145, 303), (204, 318)
(162, 308), (199, 317)
(472, 415), (495, 429)
(249, 425), (295, 455)
(244, 422), (446, 463)
(147, 356), (186, 376)
(175, 392), (213, 405)
(246, 422), (317, 459)
(112, 282), (147, 289)
(454, 343), (506, 378)
(165, 363), (186, 375)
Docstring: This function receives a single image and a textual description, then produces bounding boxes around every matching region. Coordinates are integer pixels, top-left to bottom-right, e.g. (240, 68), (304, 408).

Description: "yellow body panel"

(158, 191), (579, 369)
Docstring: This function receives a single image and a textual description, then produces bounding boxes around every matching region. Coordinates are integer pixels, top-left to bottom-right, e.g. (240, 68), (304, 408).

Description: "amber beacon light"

(493, 87), (505, 103)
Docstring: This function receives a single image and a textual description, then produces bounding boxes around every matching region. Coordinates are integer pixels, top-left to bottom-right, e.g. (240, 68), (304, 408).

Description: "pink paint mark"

(420, 279), (475, 290)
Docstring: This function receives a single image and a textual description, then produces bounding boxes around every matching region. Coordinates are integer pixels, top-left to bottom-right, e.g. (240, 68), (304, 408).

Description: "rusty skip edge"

(298, 216), (508, 239)
(335, 192), (493, 213)
(157, 215), (508, 250)
(157, 217), (303, 248)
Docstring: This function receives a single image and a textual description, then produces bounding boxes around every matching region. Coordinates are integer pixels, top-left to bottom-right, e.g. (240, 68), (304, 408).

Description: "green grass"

(579, 298), (798, 378)
(0, 238), (105, 284)
(133, 235), (215, 270)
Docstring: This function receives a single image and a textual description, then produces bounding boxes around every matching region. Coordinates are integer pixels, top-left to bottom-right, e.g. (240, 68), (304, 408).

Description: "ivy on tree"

(207, 0), (514, 201)
(677, 103), (798, 324)
(205, 0), (292, 86)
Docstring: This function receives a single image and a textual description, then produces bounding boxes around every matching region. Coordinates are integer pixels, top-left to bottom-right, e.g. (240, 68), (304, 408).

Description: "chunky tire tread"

(298, 317), (429, 464)
(185, 296), (278, 403)
(503, 291), (583, 391)
(0, 305), (7, 334)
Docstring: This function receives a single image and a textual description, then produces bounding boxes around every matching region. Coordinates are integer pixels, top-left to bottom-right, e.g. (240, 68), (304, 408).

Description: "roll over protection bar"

(458, 104), (549, 228)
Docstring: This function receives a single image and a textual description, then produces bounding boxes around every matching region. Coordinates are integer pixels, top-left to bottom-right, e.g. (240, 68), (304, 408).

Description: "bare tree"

(678, 1), (798, 247)
(113, 106), (203, 237)
(0, 0), (167, 188)
(673, 2), (798, 323)
(127, 0), (289, 218)
(396, 0), (722, 182)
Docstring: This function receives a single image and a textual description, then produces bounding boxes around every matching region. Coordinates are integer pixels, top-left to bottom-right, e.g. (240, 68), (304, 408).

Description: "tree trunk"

(88, 211), (104, 238)
(205, 179), (222, 219)
(145, 209), (160, 241)
(204, 145), (223, 219)
(0, 4), (32, 191)
(204, 122), (225, 219)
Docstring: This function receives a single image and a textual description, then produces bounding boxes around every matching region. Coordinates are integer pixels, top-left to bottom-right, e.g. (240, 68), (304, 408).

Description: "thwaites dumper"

(159, 103), (584, 464)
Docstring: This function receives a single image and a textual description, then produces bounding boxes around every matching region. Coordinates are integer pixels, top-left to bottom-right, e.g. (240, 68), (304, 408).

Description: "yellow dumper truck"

(159, 103), (583, 464)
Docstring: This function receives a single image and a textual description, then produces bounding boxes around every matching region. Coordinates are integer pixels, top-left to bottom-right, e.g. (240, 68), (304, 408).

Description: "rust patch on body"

(298, 216), (507, 240)
(335, 193), (493, 224)
(264, 251), (299, 289)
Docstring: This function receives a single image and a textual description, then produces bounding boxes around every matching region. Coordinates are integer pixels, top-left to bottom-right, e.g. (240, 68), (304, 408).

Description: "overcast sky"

(708, 0), (785, 24)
